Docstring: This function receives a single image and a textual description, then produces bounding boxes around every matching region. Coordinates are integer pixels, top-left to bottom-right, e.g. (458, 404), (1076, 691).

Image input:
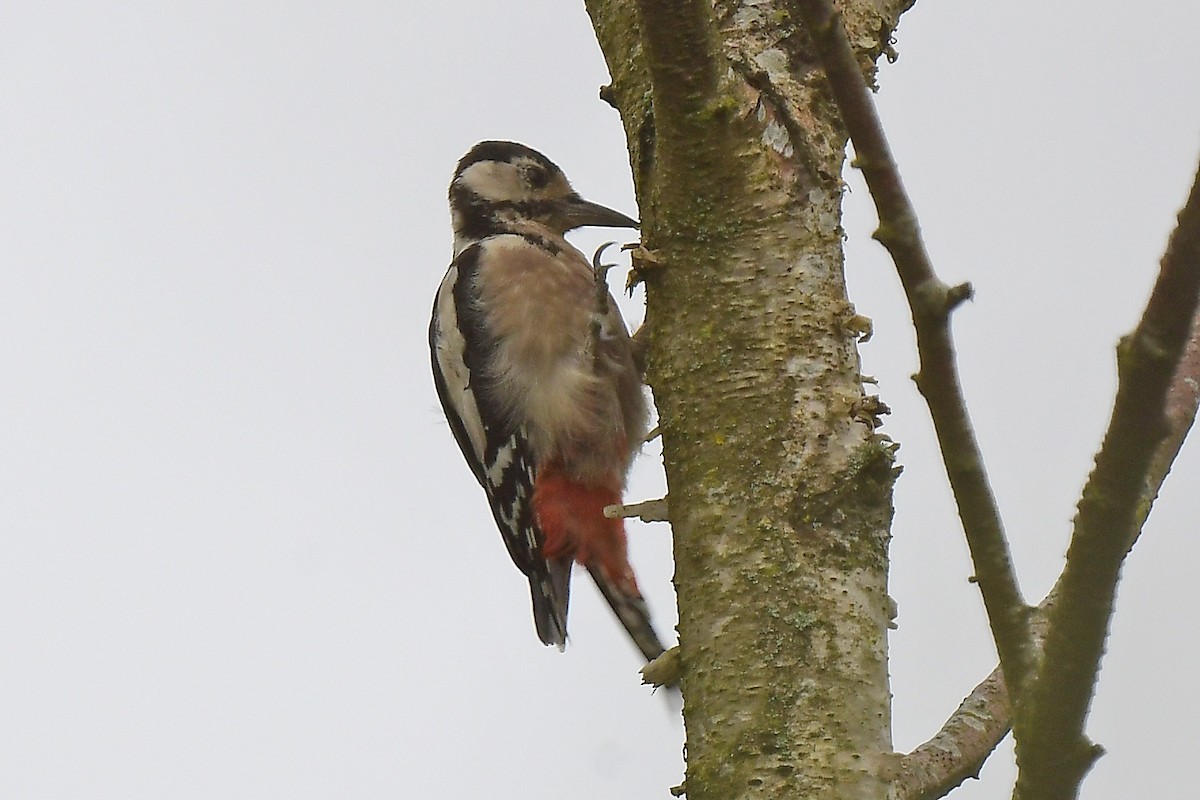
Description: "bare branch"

(1144, 307), (1200, 513)
(788, 0), (1034, 692)
(1015, 154), (1200, 800)
(892, 603), (1050, 800)
(889, 666), (1010, 800)
(896, 162), (1200, 799)
(794, 3), (1200, 793)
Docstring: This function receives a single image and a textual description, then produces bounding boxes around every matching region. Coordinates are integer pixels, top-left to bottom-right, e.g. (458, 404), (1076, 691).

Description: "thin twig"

(788, 0), (1034, 694)
(604, 497), (670, 523)
(641, 645), (683, 688)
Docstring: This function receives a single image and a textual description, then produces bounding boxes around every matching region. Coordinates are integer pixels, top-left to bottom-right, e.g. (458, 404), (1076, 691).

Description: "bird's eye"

(525, 166), (551, 189)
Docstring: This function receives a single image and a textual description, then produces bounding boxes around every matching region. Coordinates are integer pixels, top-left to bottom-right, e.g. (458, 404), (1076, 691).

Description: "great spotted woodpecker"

(430, 141), (666, 661)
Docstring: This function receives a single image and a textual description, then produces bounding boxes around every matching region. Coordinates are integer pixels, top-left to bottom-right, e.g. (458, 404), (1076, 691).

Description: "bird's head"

(449, 141), (638, 252)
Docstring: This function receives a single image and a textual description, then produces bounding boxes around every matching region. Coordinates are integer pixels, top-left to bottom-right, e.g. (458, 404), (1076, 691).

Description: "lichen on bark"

(585, 2), (909, 798)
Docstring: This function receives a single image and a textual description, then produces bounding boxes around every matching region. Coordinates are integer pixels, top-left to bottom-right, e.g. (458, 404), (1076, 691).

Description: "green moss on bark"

(586, 2), (904, 798)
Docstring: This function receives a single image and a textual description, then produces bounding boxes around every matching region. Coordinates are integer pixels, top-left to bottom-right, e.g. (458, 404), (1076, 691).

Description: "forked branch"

(1013, 154), (1200, 800)
(896, 291), (1200, 799)
(793, 1), (1200, 795)
(788, 0), (1034, 693)
(889, 136), (1200, 800)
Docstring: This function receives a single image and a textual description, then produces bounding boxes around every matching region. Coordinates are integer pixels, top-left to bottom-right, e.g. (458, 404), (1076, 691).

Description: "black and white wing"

(429, 243), (571, 647)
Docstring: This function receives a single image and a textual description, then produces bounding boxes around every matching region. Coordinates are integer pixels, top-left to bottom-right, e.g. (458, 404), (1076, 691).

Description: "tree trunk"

(586, 2), (911, 798)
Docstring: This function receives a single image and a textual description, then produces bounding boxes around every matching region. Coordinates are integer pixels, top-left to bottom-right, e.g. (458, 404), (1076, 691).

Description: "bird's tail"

(586, 564), (666, 662)
(529, 558), (572, 650)
(533, 467), (667, 662)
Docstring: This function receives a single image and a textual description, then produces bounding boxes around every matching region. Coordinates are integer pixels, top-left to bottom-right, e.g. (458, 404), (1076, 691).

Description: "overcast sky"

(3, 2), (1199, 798)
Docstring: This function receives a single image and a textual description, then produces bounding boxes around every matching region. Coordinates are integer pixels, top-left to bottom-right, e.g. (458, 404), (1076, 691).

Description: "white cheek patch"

(457, 161), (527, 203)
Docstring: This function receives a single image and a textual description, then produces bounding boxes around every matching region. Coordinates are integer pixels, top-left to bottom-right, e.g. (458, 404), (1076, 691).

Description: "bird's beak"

(559, 195), (639, 230)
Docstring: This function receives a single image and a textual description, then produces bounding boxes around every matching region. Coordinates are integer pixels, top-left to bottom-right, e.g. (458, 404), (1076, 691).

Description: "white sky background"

(2, 2), (1198, 798)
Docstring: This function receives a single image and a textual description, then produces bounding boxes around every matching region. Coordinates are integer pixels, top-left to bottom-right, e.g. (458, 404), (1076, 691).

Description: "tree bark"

(586, 2), (911, 797)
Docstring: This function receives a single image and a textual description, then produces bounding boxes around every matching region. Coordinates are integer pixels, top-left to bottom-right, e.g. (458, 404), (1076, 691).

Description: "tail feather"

(587, 565), (667, 662)
(529, 558), (572, 649)
(533, 464), (666, 661)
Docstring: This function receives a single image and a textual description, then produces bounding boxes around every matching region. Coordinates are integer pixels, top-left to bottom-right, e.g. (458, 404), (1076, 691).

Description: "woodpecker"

(430, 141), (666, 662)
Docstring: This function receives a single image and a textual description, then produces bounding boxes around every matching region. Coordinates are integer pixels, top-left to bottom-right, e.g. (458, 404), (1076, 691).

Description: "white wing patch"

(433, 264), (488, 466)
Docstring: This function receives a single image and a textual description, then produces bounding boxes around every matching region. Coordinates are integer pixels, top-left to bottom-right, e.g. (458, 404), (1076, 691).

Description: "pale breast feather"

(471, 234), (618, 462)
